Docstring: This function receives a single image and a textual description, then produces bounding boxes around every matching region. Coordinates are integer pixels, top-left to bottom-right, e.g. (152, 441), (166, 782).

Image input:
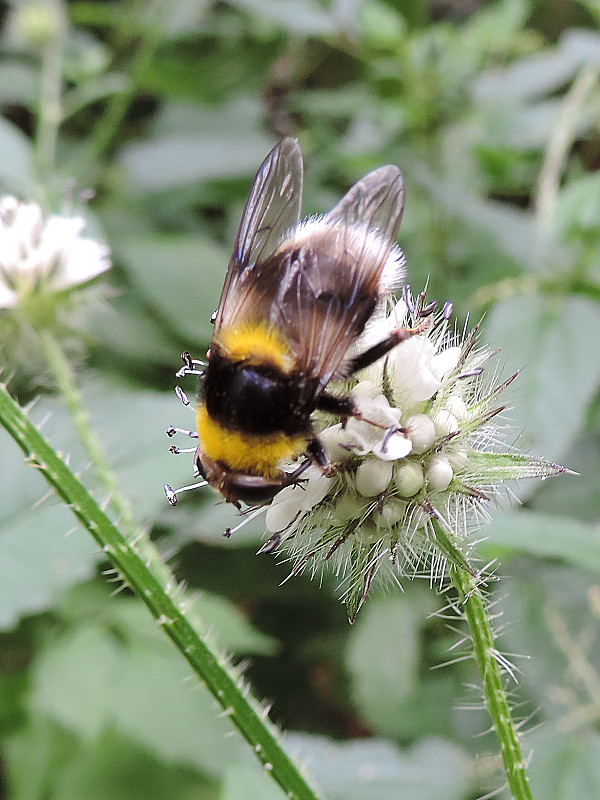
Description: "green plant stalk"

(0, 381), (322, 800)
(39, 329), (182, 594)
(36, 1), (67, 180)
(84, 0), (171, 168)
(449, 559), (534, 800)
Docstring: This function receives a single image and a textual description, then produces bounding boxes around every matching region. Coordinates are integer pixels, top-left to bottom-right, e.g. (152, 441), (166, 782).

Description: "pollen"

(217, 323), (293, 372)
(196, 405), (305, 478)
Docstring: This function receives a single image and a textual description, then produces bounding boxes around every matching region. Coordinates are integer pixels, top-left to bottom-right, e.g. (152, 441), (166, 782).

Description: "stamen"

(175, 385), (191, 406)
(458, 367), (484, 379)
(164, 481), (208, 506)
(166, 425), (198, 439)
(442, 301), (453, 319)
(176, 351), (206, 378)
(402, 284), (415, 314)
(419, 299), (437, 318)
(226, 505), (267, 537)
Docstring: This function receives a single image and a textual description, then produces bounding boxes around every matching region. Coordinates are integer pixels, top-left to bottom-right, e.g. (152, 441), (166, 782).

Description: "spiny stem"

(449, 561), (534, 800)
(0, 382), (322, 800)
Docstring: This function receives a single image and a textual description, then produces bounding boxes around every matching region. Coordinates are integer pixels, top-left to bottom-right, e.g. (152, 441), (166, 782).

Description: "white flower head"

(265, 287), (571, 621)
(0, 195), (111, 309)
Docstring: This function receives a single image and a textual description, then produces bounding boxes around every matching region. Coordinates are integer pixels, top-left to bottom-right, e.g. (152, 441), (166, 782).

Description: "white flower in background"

(0, 195), (111, 309)
(265, 289), (570, 621)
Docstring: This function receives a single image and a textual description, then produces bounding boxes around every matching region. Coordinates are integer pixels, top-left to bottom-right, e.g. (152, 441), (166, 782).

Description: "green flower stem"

(39, 330), (178, 591)
(449, 560), (534, 800)
(84, 0), (171, 169)
(0, 382), (322, 800)
(36, 1), (67, 180)
(40, 331), (135, 535)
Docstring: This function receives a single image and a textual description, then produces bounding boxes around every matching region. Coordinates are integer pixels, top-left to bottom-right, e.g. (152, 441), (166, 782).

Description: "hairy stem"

(450, 562), (534, 800)
(0, 382), (321, 800)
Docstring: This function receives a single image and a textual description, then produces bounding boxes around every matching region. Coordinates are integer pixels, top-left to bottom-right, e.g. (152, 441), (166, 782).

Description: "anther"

(442, 301), (453, 319)
(458, 367), (484, 379)
(166, 425), (198, 439)
(164, 480), (208, 505)
(419, 300), (437, 318)
(175, 386), (190, 406)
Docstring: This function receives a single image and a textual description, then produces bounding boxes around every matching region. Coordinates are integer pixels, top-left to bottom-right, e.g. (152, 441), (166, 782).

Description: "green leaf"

(483, 292), (600, 464)
(114, 232), (228, 344)
(225, 0), (340, 35)
(0, 117), (35, 196)
(118, 101), (275, 193)
(286, 733), (473, 800)
(472, 29), (600, 103)
(346, 592), (436, 737)
(480, 511), (600, 574)
(53, 732), (219, 800)
(31, 625), (121, 739)
(526, 725), (600, 800)
(0, 440), (98, 630)
(221, 762), (286, 800)
(29, 611), (248, 776)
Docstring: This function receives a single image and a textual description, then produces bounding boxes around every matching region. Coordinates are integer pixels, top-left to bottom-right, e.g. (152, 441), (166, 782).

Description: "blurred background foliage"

(1, 0), (600, 798)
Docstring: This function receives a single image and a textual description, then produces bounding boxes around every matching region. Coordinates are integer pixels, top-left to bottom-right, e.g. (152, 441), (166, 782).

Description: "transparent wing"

(213, 138), (303, 333)
(273, 165), (405, 393)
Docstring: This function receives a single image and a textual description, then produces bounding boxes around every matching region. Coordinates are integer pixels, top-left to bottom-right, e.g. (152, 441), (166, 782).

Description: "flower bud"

(395, 461), (424, 497)
(426, 455), (453, 491)
(356, 459), (393, 497)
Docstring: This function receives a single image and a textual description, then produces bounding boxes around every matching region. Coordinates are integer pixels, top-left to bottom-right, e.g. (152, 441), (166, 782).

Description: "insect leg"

(345, 319), (430, 375)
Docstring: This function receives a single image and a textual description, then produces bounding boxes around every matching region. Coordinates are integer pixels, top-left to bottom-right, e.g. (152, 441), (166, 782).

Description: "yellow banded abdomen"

(196, 405), (306, 478)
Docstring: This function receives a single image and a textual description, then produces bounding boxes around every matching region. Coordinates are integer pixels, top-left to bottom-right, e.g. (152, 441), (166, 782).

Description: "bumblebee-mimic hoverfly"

(166, 138), (413, 509)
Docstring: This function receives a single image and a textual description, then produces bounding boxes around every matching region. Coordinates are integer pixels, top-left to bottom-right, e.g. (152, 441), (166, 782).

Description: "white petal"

(405, 414), (436, 454)
(56, 236), (111, 288)
(319, 424), (355, 462)
(430, 346), (461, 380)
(372, 431), (412, 461)
(0, 281), (17, 308)
(432, 409), (459, 436)
(391, 336), (441, 406)
(266, 499), (301, 533)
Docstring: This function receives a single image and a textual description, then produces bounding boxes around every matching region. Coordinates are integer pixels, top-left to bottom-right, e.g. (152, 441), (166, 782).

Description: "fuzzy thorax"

(216, 323), (294, 372)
